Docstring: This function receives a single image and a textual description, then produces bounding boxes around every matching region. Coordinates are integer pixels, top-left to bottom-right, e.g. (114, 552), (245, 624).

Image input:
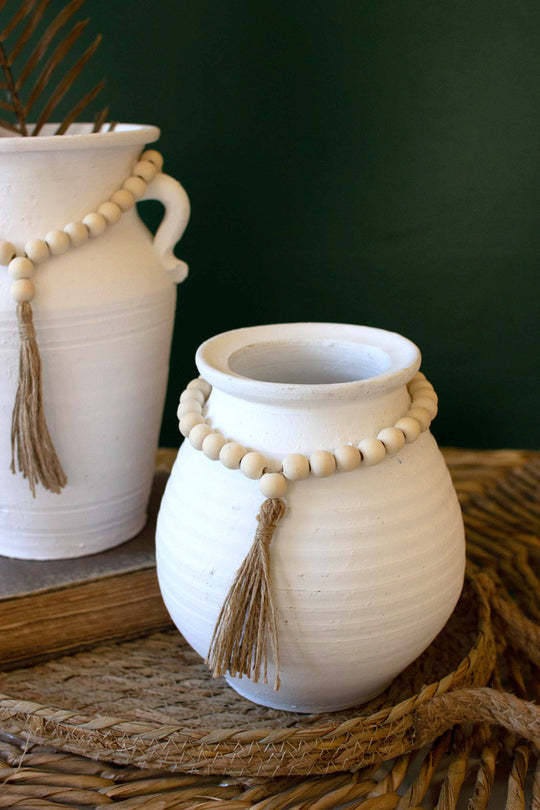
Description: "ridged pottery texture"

(0, 124), (190, 559)
(156, 323), (466, 712)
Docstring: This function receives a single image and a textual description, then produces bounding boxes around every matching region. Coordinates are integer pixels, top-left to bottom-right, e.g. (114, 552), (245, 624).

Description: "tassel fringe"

(10, 302), (67, 497)
(206, 497), (286, 691)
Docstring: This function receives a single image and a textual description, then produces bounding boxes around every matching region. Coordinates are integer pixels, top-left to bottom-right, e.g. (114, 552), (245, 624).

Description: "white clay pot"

(0, 123), (190, 559)
(156, 323), (466, 713)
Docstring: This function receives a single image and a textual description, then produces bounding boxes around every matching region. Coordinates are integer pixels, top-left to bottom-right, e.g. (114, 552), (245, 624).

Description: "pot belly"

(156, 432), (465, 712)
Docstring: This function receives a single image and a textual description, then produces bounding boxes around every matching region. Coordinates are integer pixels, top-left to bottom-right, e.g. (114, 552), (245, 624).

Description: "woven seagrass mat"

(0, 448), (538, 808)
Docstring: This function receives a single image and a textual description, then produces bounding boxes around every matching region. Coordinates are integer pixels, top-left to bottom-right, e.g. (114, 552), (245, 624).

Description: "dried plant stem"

(0, 39), (26, 133)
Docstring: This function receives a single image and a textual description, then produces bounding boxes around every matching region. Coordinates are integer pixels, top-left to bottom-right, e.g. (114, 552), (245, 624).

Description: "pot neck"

(196, 323), (421, 458)
(0, 125), (159, 241)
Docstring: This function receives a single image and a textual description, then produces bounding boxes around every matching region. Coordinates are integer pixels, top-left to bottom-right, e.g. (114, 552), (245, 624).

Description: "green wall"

(15, 1), (540, 448)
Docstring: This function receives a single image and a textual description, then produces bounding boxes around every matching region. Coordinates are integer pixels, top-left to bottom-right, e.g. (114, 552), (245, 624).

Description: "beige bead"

(133, 159), (158, 183)
(186, 378), (212, 397)
(177, 399), (202, 419)
(394, 416), (421, 443)
(123, 175), (147, 200)
(10, 278), (35, 303)
(219, 441), (247, 469)
(64, 221), (89, 247)
(240, 451), (268, 479)
(45, 229), (70, 255)
(377, 426), (406, 455)
(282, 453), (310, 481)
(408, 377), (432, 395)
(25, 239), (50, 264)
(180, 388), (205, 405)
(0, 240), (16, 265)
(83, 212), (108, 237)
(334, 445), (361, 472)
(309, 450), (336, 477)
(407, 406), (432, 432)
(110, 189), (135, 211)
(179, 412), (204, 438)
(358, 438), (387, 466)
(202, 432), (228, 460)
(189, 422), (213, 450)
(97, 201), (122, 225)
(8, 256), (34, 279)
(260, 472), (288, 499)
(413, 395), (438, 418)
(141, 149), (164, 171)
(409, 381), (435, 398)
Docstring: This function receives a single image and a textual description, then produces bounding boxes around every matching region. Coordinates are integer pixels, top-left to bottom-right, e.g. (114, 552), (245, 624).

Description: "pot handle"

(141, 172), (191, 283)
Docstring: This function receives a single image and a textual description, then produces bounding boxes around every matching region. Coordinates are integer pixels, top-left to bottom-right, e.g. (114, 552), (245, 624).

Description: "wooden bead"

(407, 406), (432, 432)
(180, 388), (205, 405)
(8, 256), (34, 279)
(334, 445), (361, 472)
(110, 189), (135, 211)
(409, 380), (437, 399)
(358, 438), (387, 466)
(177, 400), (202, 419)
(240, 451), (268, 479)
(187, 378), (212, 398)
(377, 426), (406, 455)
(133, 159), (158, 183)
(83, 212), (107, 237)
(97, 201), (122, 225)
(309, 450), (336, 477)
(189, 422), (213, 450)
(45, 229), (70, 255)
(394, 416), (421, 444)
(409, 379), (435, 397)
(282, 453), (310, 481)
(10, 278), (35, 303)
(202, 432), (227, 460)
(413, 395), (438, 418)
(141, 149), (164, 171)
(260, 472), (288, 499)
(0, 240), (16, 265)
(219, 441), (247, 469)
(123, 175), (147, 200)
(64, 221), (89, 247)
(179, 412), (204, 438)
(25, 239), (49, 264)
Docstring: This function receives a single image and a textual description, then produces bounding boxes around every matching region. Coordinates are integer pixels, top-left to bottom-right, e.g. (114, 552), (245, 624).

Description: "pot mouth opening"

(228, 340), (391, 384)
(196, 323), (421, 402)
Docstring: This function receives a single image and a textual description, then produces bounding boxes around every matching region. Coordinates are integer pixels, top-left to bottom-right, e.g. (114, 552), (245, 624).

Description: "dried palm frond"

(0, 0), (109, 136)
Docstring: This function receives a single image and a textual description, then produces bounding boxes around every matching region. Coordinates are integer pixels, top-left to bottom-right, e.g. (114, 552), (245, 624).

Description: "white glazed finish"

(0, 124), (190, 559)
(156, 323), (466, 712)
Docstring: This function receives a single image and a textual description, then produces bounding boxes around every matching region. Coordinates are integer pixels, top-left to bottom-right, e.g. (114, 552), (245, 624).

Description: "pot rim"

(196, 322), (421, 403)
(0, 123), (160, 153)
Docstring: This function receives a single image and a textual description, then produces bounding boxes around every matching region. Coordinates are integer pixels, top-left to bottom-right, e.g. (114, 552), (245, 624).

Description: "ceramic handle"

(142, 173), (191, 283)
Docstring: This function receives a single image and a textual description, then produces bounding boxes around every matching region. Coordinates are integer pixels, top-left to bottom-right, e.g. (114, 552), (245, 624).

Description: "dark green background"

(11, 1), (540, 448)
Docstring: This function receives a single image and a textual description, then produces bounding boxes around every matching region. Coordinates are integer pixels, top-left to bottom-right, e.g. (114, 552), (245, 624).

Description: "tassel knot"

(206, 497), (285, 690)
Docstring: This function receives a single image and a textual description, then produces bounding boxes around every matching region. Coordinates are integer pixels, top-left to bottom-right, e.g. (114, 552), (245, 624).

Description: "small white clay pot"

(156, 323), (466, 712)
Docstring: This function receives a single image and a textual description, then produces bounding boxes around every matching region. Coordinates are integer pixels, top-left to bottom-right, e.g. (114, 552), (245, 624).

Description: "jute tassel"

(207, 497), (286, 691)
(10, 302), (67, 497)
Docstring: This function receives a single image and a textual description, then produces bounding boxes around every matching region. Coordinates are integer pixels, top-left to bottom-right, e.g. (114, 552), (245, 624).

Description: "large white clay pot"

(156, 323), (466, 712)
(0, 123), (190, 559)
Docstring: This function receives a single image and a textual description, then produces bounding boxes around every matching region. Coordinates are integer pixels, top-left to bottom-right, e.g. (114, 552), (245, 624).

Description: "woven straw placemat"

(0, 449), (538, 808)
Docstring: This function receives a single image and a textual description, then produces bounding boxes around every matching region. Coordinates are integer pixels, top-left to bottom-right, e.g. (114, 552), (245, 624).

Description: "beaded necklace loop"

(177, 371), (438, 497)
(4, 148), (165, 496)
(176, 371), (438, 690)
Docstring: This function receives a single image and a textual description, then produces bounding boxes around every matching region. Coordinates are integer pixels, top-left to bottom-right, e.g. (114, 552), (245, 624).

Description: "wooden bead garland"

(178, 370), (438, 498)
(2, 149), (165, 496)
(182, 370), (439, 692)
